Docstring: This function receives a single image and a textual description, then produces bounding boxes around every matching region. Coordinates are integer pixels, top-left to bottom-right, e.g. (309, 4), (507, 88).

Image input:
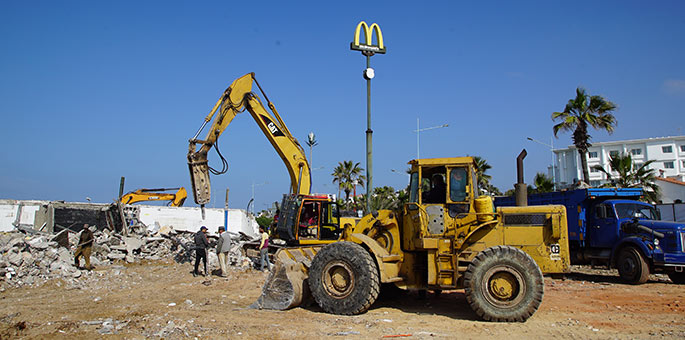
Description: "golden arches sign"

(350, 21), (386, 54)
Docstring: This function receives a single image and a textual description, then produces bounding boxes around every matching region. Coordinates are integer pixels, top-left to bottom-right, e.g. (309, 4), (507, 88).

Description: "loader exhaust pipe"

(515, 149), (528, 206)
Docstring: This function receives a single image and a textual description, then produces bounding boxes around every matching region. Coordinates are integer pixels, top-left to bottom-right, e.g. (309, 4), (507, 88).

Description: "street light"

(310, 166), (324, 193)
(526, 136), (557, 191)
(415, 118), (448, 159)
(251, 181), (268, 215)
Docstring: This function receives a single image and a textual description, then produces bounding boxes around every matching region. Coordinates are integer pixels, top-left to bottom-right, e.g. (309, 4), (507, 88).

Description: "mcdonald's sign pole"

(350, 21), (386, 213)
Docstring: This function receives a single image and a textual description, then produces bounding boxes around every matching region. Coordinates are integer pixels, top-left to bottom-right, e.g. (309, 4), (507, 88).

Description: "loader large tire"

(617, 246), (650, 285)
(308, 242), (380, 315)
(464, 246), (544, 322)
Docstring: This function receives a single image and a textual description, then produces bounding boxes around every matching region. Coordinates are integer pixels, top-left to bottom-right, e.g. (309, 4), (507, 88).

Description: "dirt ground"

(0, 261), (683, 339)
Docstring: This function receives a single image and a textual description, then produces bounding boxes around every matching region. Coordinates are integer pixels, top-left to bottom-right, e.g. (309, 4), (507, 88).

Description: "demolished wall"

(0, 200), (259, 238)
(0, 200), (47, 232)
(136, 205), (259, 237)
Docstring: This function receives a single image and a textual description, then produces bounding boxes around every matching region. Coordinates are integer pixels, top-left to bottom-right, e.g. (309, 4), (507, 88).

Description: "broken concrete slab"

(27, 236), (49, 250)
(107, 253), (126, 260)
(122, 237), (145, 254)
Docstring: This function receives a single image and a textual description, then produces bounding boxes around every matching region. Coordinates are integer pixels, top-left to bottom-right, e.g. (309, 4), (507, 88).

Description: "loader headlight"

(654, 238), (659, 247)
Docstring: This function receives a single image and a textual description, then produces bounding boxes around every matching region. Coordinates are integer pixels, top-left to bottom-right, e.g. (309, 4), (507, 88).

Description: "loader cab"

(403, 158), (479, 249)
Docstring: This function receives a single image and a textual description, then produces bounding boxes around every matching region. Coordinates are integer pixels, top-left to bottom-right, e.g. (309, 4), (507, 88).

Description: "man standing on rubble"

(194, 226), (210, 277)
(216, 226), (232, 277)
(259, 226), (271, 271)
(74, 223), (94, 270)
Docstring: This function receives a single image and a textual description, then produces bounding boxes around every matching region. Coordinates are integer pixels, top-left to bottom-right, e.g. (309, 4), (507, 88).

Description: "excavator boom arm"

(187, 73), (311, 207)
(120, 187), (187, 207)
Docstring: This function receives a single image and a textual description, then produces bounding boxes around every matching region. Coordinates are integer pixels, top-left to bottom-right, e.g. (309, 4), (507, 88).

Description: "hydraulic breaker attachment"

(250, 246), (321, 310)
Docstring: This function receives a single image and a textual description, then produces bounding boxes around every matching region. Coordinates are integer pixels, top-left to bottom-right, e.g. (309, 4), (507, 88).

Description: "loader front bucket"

(249, 246), (321, 310)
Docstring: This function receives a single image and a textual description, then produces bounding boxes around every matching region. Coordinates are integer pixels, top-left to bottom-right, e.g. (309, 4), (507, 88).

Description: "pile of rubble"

(0, 224), (255, 289)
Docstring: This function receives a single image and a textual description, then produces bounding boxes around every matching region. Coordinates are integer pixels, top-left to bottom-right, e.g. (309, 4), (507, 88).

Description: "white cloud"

(663, 79), (685, 95)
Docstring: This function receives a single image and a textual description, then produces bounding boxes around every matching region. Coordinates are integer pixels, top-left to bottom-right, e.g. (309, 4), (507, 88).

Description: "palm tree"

(357, 186), (400, 211)
(472, 156), (492, 193)
(331, 161), (365, 202)
(552, 87), (617, 184)
(306, 132), (318, 167)
(331, 165), (344, 200)
(533, 173), (554, 193)
(591, 153), (660, 202)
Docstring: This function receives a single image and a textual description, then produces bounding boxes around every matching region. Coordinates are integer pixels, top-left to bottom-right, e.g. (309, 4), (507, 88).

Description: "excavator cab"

(274, 194), (343, 245)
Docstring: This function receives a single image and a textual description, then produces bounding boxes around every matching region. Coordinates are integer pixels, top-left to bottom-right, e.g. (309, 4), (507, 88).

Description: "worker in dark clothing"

(74, 223), (94, 270)
(194, 226), (210, 277)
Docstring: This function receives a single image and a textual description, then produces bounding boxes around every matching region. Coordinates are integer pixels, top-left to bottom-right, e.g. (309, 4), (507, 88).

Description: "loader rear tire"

(308, 241), (380, 315)
(464, 246), (544, 322)
(617, 246), (650, 285)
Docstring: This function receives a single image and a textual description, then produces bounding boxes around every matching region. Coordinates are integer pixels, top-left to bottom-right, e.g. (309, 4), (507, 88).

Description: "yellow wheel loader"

(252, 157), (570, 322)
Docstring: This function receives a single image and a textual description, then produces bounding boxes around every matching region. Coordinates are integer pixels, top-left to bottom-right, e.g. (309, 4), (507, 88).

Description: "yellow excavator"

(120, 187), (187, 207)
(187, 73), (571, 322)
(187, 72), (312, 219)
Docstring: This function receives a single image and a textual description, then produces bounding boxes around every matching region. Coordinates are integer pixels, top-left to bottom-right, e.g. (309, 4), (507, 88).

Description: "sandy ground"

(0, 261), (683, 339)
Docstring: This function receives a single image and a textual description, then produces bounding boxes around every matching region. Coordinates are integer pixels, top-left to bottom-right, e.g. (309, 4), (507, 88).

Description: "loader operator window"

(422, 166), (447, 204)
(409, 172), (419, 203)
(449, 167), (468, 202)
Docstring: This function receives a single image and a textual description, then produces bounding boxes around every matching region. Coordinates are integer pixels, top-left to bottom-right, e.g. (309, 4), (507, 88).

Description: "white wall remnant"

(137, 206), (259, 237)
(0, 200), (48, 232)
(0, 199), (259, 238)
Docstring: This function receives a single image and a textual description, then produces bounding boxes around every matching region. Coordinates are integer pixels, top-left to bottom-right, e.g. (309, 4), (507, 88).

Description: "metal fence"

(657, 203), (685, 222)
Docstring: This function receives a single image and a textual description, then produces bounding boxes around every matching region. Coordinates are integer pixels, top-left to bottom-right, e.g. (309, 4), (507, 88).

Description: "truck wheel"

(668, 272), (685, 284)
(464, 246), (544, 322)
(308, 241), (380, 315)
(617, 247), (649, 284)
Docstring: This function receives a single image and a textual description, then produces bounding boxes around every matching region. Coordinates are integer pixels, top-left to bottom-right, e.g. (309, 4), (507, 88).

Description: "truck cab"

(590, 199), (659, 248)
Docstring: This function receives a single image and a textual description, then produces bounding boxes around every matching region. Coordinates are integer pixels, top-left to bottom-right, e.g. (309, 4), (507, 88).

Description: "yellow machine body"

(254, 156), (570, 318)
(120, 187), (187, 207)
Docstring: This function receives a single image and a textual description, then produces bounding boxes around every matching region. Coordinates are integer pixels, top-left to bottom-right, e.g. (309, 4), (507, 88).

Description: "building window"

(681, 145), (685, 152)
(664, 161), (674, 169)
(662, 145), (673, 153)
(590, 167), (600, 173)
(590, 180), (601, 187)
(682, 160), (685, 168)
(630, 148), (642, 155)
(609, 150), (619, 158)
(588, 151), (598, 158)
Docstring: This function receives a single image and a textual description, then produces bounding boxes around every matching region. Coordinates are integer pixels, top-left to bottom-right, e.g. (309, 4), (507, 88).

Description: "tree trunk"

(578, 149), (590, 184)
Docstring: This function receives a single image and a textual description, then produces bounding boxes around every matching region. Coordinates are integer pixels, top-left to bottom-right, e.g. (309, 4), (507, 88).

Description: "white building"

(553, 135), (685, 203)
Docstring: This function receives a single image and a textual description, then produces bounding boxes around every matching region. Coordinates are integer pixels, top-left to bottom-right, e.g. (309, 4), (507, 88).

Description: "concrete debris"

(0, 222), (255, 289)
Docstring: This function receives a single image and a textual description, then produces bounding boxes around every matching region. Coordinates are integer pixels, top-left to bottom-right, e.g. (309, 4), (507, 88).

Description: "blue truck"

(495, 188), (685, 284)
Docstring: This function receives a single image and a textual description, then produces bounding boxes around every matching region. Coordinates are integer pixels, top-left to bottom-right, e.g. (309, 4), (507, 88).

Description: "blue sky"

(1, 1), (684, 211)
